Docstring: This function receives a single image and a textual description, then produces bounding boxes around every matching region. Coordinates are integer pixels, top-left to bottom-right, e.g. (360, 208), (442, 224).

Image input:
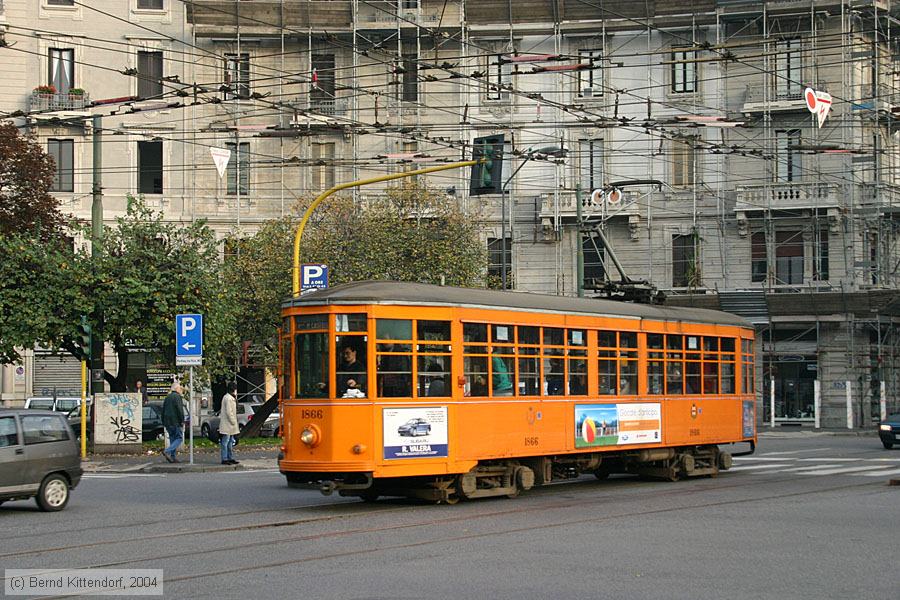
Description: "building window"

(47, 0), (75, 5)
(577, 49), (603, 98)
(776, 129), (801, 182)
(670, 50), (697, 93)
(579, 138), (603, 190)
(224, 53), (250, 100)
(49, 48), (74, 94)
(582, 235), (605, 286)
(774, 38), (802, 98)
(751, 231), (767, 283)
(137, 140), (163, 194)
(487, 237), (511, 285)
(137, 0), (164, 8)
(48, 139), (74, 193)
(400, 48), (418, 103)
(311, 54), (336, 112)
(775, 230), (803, 285)
(137, 51), (163, 99)
(813, 229), (829, 281)
(672, 137), (696, 187)
(486, 54), (511, 101)
(225, 141), (249, 195)
(672, 233), (698, 287)
(311, 143), (335, 191)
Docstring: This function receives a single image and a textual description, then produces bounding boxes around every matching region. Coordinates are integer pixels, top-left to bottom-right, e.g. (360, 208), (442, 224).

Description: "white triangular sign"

(815, 91), (832, 128)
(210, 147), (232, 178)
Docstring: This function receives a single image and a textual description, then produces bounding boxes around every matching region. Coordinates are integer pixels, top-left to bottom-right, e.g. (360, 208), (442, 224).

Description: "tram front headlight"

(300, 424), (321, 447)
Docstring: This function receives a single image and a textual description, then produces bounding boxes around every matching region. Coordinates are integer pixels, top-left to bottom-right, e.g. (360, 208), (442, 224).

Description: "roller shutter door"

(33, 351), (82, 397)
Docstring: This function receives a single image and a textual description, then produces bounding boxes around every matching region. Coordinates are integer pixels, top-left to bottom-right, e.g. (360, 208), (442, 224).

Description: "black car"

(879, 412), (900, 449)
(66, 403), (164, 442)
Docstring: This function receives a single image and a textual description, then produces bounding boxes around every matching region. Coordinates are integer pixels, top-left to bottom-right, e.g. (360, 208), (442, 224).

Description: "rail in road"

(2, 450), (897, 596)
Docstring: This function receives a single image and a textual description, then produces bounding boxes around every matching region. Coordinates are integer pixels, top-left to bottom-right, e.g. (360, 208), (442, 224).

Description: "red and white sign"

(805, 87), (833, 128)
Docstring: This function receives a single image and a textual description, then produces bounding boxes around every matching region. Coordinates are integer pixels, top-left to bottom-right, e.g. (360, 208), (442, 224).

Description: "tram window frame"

(568, 329), (587, 396)
(742, 339), (755, 394)
(647, 333), (664, 395)
(336, 333), (368, 398)
(416, 320), (452, 398)
(376, 318), (413, 398)
(491, 324), (516, 396)
(294, 320), (329, 399)
(280, 335), (292, 400)
(597, 330), (638, 396)
(463, 323), (489, 396)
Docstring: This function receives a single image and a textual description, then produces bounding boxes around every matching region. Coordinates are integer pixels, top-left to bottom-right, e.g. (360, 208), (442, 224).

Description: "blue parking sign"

(301, 264), (328, 290)
(176, 314), (203, 366)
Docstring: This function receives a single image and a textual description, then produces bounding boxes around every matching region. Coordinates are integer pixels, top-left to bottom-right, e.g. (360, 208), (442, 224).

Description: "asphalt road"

(2, 433), (898, 600)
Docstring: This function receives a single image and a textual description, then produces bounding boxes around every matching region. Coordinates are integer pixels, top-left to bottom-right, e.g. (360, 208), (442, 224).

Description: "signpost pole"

(189, 366), (194, 465)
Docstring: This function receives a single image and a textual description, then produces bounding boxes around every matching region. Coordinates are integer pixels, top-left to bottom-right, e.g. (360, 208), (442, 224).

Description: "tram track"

(20, 475), (892, 600)
(2, 471), (890, 570)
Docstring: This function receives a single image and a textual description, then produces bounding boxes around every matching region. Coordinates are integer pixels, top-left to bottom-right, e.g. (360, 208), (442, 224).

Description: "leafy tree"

(0, 121), (67, 241)
(223, 181), (487, 365)
(0, 197), (229, 391)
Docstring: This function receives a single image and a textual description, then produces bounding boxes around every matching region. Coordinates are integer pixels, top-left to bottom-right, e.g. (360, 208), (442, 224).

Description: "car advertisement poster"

(742, 400), (755, 438)
(575, 403), (661, 448)
(383, 406), (448, 459)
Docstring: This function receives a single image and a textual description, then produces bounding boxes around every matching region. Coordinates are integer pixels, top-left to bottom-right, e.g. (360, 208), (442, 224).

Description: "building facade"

(0, 0), (897, 428)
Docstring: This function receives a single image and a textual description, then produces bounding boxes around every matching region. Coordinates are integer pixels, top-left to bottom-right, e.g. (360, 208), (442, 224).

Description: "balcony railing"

(735, 181), (841, 212)
(29, 91), (91, 112)
(741, 85), (807, 112)
(308, 98), (349, 116)
(538, 189), (640, 222)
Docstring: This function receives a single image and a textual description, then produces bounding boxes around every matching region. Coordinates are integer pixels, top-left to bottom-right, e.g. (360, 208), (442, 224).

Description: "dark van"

(0, 409), (83, 511)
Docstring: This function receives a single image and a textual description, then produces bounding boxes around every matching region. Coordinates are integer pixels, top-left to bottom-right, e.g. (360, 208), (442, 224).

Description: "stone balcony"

(538, 189), (642, 234)
(735, 181), (842, 213)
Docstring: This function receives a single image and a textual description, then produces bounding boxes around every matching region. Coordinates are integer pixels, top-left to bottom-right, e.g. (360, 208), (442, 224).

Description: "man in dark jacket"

(161, 382), (185, 463)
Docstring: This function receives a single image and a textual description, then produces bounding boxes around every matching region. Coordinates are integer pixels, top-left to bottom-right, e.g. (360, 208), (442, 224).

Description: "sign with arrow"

(176, 314), (203, 366)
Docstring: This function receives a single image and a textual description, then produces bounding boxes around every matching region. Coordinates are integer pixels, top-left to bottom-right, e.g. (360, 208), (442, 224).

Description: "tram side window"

(666, 335), (684, 394)
(721, 337), (736, 394)
(568, 329), (587, 396)
(491, 324), (515, 396)
(742, 339), (755, 394)
(598, 331), (618, 395)
(336, 333), (367, 398)
(376, 319), (412, 397)
(463, 323), (488, 396)
(517, 326), (539, 396)
(647, 333), (664, 395)
(619, 332), (638, 394)
(685, 335), (701, 394)
(295, 331), (328, 398)
(543, 327), (565, 395)
(280, 336), (291, 399)
(702, 337), (719, 394)
(417, 320), (451, 397)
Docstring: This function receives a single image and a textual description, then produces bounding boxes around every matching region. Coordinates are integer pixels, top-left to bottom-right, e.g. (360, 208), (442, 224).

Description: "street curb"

(140, 463), (245, 474)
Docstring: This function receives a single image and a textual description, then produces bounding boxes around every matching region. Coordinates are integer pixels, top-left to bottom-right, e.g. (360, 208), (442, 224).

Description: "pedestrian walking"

(134, 380), (148, 405)
(161, 382), (185, 463)
(219, 383), (240, 465)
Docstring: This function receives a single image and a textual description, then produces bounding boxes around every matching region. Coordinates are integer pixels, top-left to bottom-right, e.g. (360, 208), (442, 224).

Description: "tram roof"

(285, 281), (751, 328)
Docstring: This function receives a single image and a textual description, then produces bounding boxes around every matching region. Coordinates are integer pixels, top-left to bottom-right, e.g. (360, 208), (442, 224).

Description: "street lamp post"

(500, 146), (566, 290)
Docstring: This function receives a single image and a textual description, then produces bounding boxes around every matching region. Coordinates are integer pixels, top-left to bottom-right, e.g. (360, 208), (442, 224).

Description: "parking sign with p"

(301, 264), (329, 291)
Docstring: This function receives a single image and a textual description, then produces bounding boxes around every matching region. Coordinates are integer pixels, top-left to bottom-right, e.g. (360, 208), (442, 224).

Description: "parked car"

(0, 409), (82, 511)
(202, 402), (266, 442)
(398, 418), (431, 437)
(25, 397), (85, 412)
(259, 412), (281, 438)
(66, 403), (164, 442)
(879, 413), (900, 449)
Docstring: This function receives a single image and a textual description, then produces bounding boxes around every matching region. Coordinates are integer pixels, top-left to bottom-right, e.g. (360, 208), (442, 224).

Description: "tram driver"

(337, 343), (367, 398)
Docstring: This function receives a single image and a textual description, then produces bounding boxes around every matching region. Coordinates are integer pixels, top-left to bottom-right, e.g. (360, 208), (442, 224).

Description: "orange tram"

(277, 281), (757, 503)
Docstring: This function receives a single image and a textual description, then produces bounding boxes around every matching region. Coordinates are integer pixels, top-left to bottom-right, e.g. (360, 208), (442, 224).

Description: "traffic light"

(469, 134), (505, 196)
(76, 316), (92, 362)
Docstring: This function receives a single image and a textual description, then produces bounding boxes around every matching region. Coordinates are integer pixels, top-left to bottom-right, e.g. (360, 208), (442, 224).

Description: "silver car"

(0, 409), (82, 511)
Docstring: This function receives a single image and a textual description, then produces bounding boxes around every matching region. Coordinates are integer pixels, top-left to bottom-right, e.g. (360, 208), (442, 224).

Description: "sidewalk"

(81, 448), (279, 474)
(759, 428), (880, 438)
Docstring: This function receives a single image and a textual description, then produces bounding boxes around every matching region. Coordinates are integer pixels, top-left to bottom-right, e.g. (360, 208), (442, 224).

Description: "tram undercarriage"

(283, 444), (745, 504)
